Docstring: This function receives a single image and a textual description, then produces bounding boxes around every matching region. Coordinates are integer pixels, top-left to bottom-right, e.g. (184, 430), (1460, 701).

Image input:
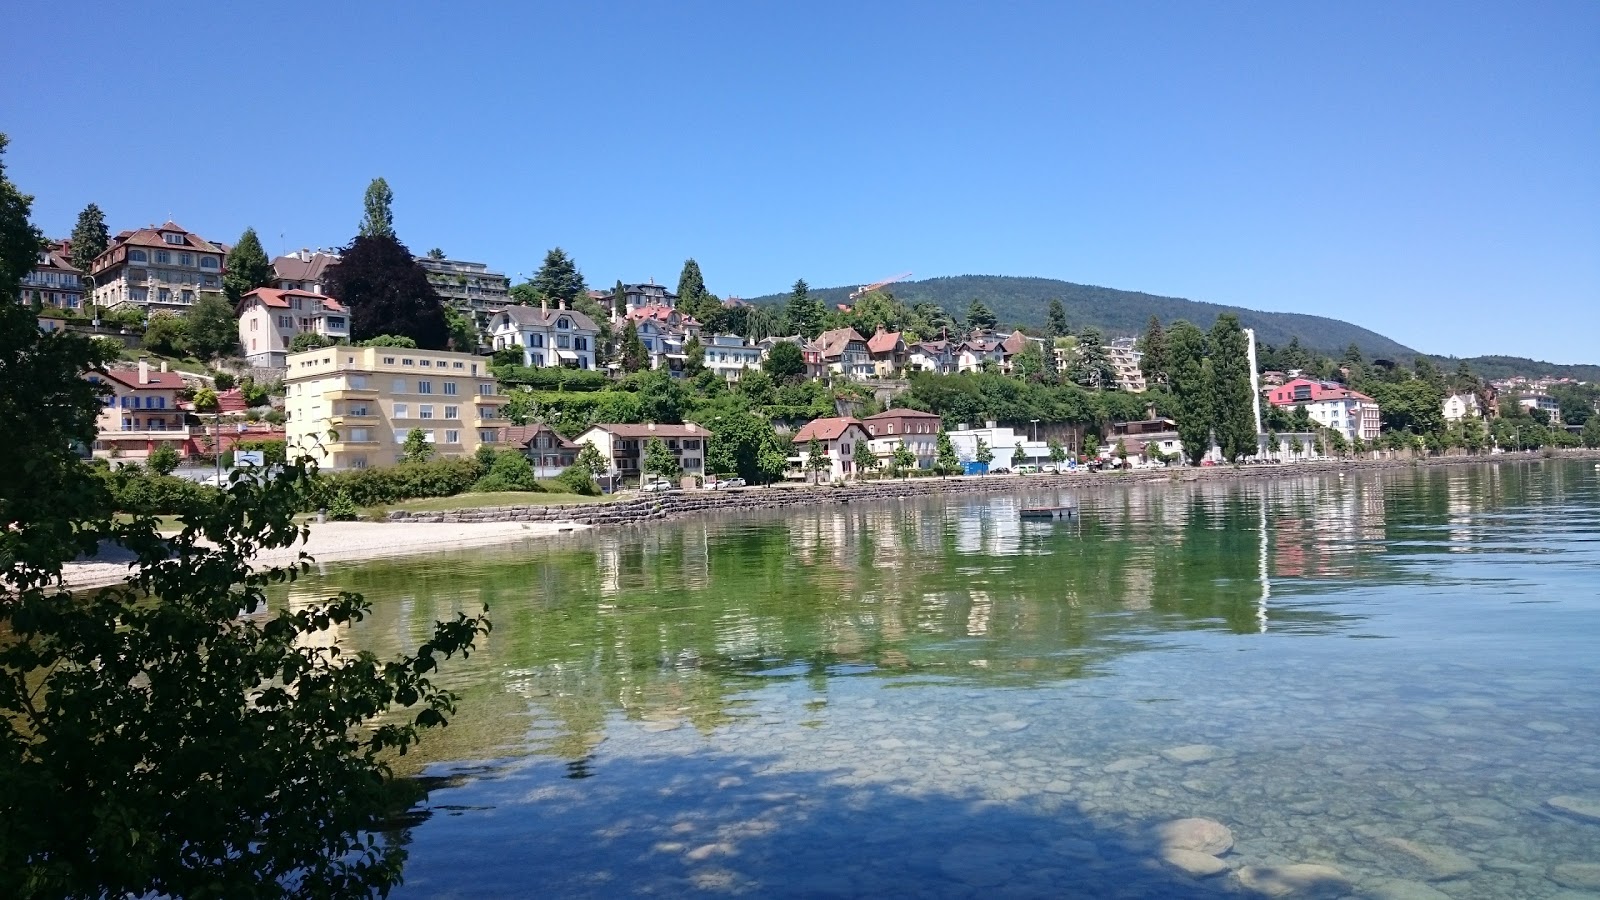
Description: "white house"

(1442, 393), (1482, 422)
(702, 334), (764, 381)
(908, 340), (956, 374)
(572, 422), (706, 482)
(487, 302), (600, 369)
(790, 416), (873, 482)
(237, 287), (350, 369)
(946, 422), (1048, 472)
(1264, 378), (1382, 443)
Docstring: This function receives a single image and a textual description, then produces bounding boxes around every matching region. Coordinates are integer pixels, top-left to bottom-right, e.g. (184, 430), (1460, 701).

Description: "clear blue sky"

(4, 2), (1596, 361)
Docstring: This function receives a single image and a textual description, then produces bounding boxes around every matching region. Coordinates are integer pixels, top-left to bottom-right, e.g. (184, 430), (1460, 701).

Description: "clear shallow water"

(274, 460), (1600, 898)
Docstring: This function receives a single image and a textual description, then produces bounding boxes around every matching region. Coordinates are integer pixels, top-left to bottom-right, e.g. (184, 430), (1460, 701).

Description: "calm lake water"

(274, 460), (1600, 898)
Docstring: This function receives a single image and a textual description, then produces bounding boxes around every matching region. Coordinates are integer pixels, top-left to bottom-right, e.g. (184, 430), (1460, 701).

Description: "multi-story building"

(908, 339), (956, 374)
(237, 288), (351, 369)
(20, 239), (85, 312)
(90, 221), (226, 313)
(1516, 394), (1561, 418)
(866, 327), (907, 377)
(283, 346), (507, 471)
(272, 249), (340, 294)
(572, 423), (706, 482)
(1442, 393), (1483, 422)
(862, 408), (942, 468)
(702, 334), (764, 381)
(1265, 378), (1381, 442)
(946, 421), (1049, 472)
(790, 416), (872, 481)
(1107, 337), (1148, 392)
(624, 304), (700, 373)
(602, 281), (678, 312)
(955, 332), (1009, 373)
(487, 302), (600, 369)
(88, 360), (192, 459)
(416, 255), (510, 325)
(500, 423), (580, 478)
(810, 327), (873, 380)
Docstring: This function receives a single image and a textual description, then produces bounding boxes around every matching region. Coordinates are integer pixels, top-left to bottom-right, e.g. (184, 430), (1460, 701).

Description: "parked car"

(1041, 463), (1060, 474)
(641, 480), (678, 493)
(709, 477), (746, 490)
(1014, 464), (1040, 475)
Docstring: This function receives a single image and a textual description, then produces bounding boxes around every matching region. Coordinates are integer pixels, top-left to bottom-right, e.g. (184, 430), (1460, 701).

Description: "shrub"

(322, 458), (484, 508)
(147, 444), (180, 476)
(554, 463), (599, 496)
(472, 451), (539, 493)
(95, 467), (222, 516)
(211, 371), (235, 391)
(327, 490), (360, 520)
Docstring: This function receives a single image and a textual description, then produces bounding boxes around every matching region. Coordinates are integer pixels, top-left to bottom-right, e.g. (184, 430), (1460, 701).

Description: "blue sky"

(4, 2), (1596, 361)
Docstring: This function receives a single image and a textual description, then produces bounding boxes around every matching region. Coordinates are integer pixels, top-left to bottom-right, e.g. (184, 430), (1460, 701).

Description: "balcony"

(324, 387), (379, 401)
(473, 393), (508, 406)
(329, 413), (380, 427)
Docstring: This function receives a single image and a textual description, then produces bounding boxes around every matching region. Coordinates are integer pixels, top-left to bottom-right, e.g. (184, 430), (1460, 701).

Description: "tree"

(784, 279), (824, 339)
(1070, 327), (1117, 390)
(1584, 417), (1600, 449)
(965, 299), (997, 331)
(192, 386), (219, 412)
(892, 440), (916, 478)
(852, 439), (878, 480)
(683, 335), (705, 374)
(401, 427), (434, 463)
(643, 435), (680, 481)
(426, 247), (445, 259)
(1, 142), (488, 897)
(677, 258), (711, 318)
(1046, 298), (1068, 338)
(141, 314), (189, 356)
(619, 321), (649, 373)
(359, 176), (395, 238)
(147, 443), (180, 475)
(935, 431), (960, 476)
(1115, 439), (1129, 464)
(473, 449), (537, 492)
(763, 340), (806, 384)
(1166, 321), (1210, 464)
(291, 332), (333, 352)
(804, 436), (830, 483)
(1048, 439), (1067, 465)
(184, 292), (239, 359)
(612, 280), (627, 317)
(576, 440), (607, 477)
(324, 235), (450, 349)
(1012, 341), (1046, 381)
(637, 371), (688, 424)
(1208, 314), (1258, 462)
(68, 202), (108, 275)
(359, 334), (418, 348)
(1137, 316), (1167, 386)
(1083, 432), (1100, 460)
(531, 248), (585, 309)
(974, 437), (993, 473)
(222, 227), (274, 303)
(444, 306), (477, 353)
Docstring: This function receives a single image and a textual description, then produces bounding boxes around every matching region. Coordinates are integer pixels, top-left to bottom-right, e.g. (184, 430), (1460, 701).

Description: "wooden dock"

(1020, 505), (1076, 520)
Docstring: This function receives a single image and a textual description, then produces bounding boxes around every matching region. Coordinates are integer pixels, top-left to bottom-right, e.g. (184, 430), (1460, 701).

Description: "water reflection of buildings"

(1269, 475), (1387, 578)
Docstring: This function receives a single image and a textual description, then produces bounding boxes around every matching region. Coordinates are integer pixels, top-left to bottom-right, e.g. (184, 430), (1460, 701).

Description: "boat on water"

(1020, 505), (1076, 520)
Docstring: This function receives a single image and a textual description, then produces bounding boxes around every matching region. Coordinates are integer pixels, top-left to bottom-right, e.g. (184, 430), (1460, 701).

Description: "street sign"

(235, 451), (265, 467)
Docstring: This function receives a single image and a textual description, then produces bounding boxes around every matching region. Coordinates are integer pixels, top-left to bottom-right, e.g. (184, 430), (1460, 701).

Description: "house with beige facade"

(90, 221), (226, 314)
(21, 239), (85, 313)
(790, 416), (872, 482)
(238, 288), (351, 368)
(862, 408), (943, 469)
(572, 423), (707, 483)
(89, 361), (192, 459)
(283, 346), (507, 471)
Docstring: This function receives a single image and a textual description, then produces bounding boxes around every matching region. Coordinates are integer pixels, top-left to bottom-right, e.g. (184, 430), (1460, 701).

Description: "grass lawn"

(371, 491), (612, 515)
(121, 349), (213, 377)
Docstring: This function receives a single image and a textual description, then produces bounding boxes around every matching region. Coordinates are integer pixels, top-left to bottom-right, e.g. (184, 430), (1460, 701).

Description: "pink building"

(1266, 378), (1381, 442)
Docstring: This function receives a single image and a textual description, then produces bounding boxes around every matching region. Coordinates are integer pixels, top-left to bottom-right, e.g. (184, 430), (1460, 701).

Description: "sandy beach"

(63, 520), (590, 590)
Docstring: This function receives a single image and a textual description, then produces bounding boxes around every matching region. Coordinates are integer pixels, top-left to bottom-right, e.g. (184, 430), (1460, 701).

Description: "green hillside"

(748, 274), (1418, 360)
(1436, 356), (1600, 383)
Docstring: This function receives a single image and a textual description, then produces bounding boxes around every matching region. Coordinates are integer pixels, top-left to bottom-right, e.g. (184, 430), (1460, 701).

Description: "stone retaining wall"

(386, 450), (1600, 528)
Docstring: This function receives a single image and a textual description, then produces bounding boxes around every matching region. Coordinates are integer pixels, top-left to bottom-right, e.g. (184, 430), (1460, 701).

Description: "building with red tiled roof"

(862, 408), (943, 469)
(499, 422), (580, 476)
(1266, 378), (1381, 442)
(90, 221), (226, 313)
(791, 416), (872, 482)
(237, 287), (351, 369)
(20, 239), (85, 313)
(865, 326), (906, 377)
(810, 327), (872, 380)
(88, 361), (194, 460)
(272, 249), (340, 294)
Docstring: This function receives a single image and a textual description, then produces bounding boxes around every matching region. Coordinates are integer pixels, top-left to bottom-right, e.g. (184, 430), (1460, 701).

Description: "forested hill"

(1438, 356), (1600, 383)
(747, 274), (1417, 359)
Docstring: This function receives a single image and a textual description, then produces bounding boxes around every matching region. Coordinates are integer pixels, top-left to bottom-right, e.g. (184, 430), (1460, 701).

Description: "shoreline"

(61, 520), (592, 591)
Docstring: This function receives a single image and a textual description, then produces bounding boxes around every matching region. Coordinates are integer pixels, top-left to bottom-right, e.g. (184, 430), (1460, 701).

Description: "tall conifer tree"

(68, 203), (108, 276)
(1207, 314), (1258, 462)
(223, 227), (274, 302)
(1166, 320), (1212, 465)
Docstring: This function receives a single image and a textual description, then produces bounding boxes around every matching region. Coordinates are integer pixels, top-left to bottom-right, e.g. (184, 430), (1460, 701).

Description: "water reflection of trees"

(270, 462), (1597, 767)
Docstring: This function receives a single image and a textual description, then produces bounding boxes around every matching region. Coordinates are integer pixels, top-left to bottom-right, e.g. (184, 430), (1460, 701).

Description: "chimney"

(540, 296), (547, 312)
(560, 298), (568, 310)
(647, 422), (656, 431)
(138, 360), (150, 385)
(160, 361), (168, 373)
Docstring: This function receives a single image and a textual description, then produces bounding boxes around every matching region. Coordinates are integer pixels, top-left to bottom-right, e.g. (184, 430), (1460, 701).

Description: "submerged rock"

(1160, 744), (1223, 764)
(1161, 848), (1228, 878)
(1152, 817), (1234, 855)
(1548, 796), (1600, 823)
(1378, 836), (1479, 879)
(1550, 862), (1600, 889)
(1365, 879), (1454, 900)
(1234, 863), (1351, 898)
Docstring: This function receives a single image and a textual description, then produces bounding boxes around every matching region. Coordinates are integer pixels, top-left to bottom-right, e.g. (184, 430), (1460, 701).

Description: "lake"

(273, 459), (1600, 898)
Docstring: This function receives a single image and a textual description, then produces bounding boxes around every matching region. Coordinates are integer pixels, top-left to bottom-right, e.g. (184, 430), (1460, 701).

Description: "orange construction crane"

(849, 271), (912, 301)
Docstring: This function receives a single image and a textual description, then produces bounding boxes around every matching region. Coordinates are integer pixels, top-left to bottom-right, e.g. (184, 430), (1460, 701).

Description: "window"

(129, 249), (147, 262)
(419, 405), (434, 419)
(348, 375), (367, 389)
(163, 232), (184, 245)
(182, 290), (195, 304)
(402, 358), (414, 366)
(477, 383), (494, 396)
(155, 251), (171, 264)
(479, 430), (497, 443)
(278, 315), (292, 328)
(419, 359), (431, 367)
(443, 382), (458, 396)
(529, 334), (543, 348)
(444, 430), (460, 444)
(350, 456), (368, 470)
(158, 288), (171, 302)
(452, 361), (464, 369)
(326, 317), (345, 329)
(557, 334), (570, 349)
(886, 424), (895, 434)
(348, 427), (371, 443)
(392, 378), (405, 393)
(383, 357), (395, 365)
(200, 257), (218, 269)
(444, 405), (459, 419)
(575, 337), (587, 351)
(417, 381), (433, 394)
(179, 253), (192, 266)
(532, 353), (544, 366)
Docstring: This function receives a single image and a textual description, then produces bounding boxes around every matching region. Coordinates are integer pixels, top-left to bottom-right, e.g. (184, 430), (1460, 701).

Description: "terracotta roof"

(585, 423), (705, 438)
(911, 340), (950, 353)
(792, 416), (867, 443)
(626, 304), (698, 326)
(1266, 378), (1376, 406)
(863, 408), (942, 421)
(271, 251), (339, 284)
(866, 330), (904, 355)
(216, 388), (249, 413)
(101, 367), (187, 390)
(104, 222), (223, 255)
(813, 327), (867, 360)
(1001, 330), (1030, 354)
(36, 239), (82, 275)
(493, 304), (598, 333)
(238, 287), (346, 313)
(499, 423), (578, 449)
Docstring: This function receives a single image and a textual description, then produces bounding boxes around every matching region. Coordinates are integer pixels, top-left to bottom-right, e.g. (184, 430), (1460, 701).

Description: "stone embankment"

(387, 450), (1600, 528)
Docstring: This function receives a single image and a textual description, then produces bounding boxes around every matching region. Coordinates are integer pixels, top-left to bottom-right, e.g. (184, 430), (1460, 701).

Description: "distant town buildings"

(574, 423), (706, 480)
(1265, 378), (1381, 442)
(417, 255), (510, 324)
(499, 422), (579, 478)
(862, 408), (942, 469)
(91, 222), (225, 313)
(702, 334), (763, 381)
(1107, 337), (1147, 393)
(1516, 393), (1560, 418)
(790, 416), (872, 481)
(810, 327), (873, 380)
(21, 239), (85, 312)
(89, 361), (188, 459)
(283, 346), (506, 471)
(1442, 392), (1483, 422)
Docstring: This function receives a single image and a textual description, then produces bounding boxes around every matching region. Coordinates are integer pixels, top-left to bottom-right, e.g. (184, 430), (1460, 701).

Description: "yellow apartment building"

(284, 346), (507, 471)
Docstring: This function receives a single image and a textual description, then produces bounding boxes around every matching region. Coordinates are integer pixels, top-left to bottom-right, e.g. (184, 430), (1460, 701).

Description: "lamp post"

(1030, 418), (1040, 465)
